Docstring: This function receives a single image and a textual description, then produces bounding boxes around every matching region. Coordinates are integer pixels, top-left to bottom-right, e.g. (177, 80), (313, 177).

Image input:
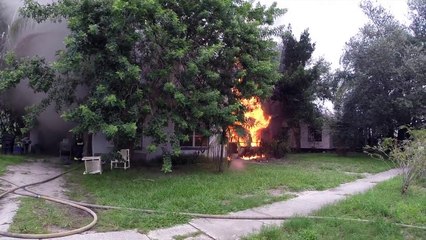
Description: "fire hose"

(0, 167), (97, 239)
(0, 167), (425, 239)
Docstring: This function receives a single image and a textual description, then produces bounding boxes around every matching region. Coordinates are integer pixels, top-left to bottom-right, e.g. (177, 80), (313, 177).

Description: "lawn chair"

(110, 149), (130, 170)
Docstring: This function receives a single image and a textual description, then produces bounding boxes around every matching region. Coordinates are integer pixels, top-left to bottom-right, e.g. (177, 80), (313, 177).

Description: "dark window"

(308, 127), (322, 142)
(194, 133), (208, 146)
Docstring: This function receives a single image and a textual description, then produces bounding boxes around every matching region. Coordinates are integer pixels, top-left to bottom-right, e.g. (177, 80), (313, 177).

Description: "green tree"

(333, 0), (426, 148)
(409, 0), (426, 41)
(1, 0), (283, 171)
(272, 28), (330, 148)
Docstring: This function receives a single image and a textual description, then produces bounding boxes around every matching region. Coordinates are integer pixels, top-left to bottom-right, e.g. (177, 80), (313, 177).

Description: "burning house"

(227, 98), (334, 161)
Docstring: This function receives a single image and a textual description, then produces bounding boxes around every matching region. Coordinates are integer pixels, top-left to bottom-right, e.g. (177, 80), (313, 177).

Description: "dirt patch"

(266, 186), (300, 198)
(240, 193), (255, 199)
(5, 159), (67, 198)
(173, 231), (203, 240)
(344, 172), (372, 178)
(267, 188), (284, 197)
(47, 225), (69, 233)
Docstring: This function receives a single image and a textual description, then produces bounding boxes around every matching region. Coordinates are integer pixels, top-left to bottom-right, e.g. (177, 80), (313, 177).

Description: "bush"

(365, 128), (426, 194)
(262, 139), (291, 158)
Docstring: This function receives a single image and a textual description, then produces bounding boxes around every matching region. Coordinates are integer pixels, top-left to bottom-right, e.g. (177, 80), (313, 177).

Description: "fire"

(241, 154), (266, 160)
(229, 97), (271, 147)
(241, 97), (271, 147)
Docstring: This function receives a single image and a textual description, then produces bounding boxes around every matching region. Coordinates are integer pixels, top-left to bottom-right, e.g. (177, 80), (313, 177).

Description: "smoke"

(1, 0), (71, 153)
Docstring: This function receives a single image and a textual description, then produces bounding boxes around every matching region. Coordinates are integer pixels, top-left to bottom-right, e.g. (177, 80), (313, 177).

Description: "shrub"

(262, 139), (291, 158)
(365, 128), (426, 194)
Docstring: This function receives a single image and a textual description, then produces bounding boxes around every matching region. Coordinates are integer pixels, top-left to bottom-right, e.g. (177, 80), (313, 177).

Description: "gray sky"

(258, 0), (410, 69)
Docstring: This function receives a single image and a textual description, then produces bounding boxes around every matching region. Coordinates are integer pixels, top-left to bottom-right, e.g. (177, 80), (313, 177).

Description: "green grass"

(11, 153), (392, 233)
(9, 198), (92, 234)
(245, 177), (426, 240)
(0, 154), (25, 175)
(285, 153), (392, 173)
(0, 154), (91, 235)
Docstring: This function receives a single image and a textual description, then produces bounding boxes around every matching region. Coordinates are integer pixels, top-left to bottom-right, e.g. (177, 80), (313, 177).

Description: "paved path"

(0, 167), (400, 240)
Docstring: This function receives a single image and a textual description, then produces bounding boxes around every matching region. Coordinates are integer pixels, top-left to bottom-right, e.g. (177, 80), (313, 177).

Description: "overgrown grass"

(245, 177), (426, 240)
(11, 153), (392, 233)
(0, 154), (25, 175)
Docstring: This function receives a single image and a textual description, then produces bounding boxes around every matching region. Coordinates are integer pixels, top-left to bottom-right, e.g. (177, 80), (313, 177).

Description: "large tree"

(333, 0), (426, 148)
(272, 28), (330, 147)
(409, 0), (426, 41)
(1, 0), (283, 171)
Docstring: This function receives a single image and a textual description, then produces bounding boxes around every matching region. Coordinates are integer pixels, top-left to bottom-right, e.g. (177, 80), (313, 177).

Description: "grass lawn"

(10, 153), (392, 233)
(8, 198), (92, 234)
(245, 177), (426, 240)
(0, 154), (25, 175)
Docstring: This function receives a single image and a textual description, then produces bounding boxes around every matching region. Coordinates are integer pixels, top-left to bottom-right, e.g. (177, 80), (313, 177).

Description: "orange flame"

(229, 97), (271, 147)
(241, 154), (266, 160)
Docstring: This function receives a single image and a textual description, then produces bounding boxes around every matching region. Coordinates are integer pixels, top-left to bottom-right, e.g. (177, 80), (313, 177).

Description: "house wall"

(90, 132), (226, 163)
(139, 135), (164, 161)
(91, 133), (114, 155)
(300, 123), (334, 150)
(141, 134), (226, 161)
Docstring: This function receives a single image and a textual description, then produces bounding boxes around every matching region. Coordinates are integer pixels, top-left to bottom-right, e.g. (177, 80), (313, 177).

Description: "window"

(194, 133), (208, 146)
(308, 127), (322, 142)
(181, 131), (208, 147)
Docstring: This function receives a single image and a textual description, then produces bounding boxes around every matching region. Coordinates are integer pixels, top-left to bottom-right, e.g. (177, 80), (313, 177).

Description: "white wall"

(300, 123), (333, 149)
(140, 135), (164, 161)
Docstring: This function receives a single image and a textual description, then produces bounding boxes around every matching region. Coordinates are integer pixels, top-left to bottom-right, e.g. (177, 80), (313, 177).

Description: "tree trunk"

(218, 129), (226, 173)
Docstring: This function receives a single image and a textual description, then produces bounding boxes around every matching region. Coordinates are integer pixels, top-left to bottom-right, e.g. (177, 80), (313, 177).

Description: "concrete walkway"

(1, 168), (401, 240)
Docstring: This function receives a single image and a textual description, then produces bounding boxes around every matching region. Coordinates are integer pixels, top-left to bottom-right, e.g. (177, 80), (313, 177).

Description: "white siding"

(300, 123), (333, 149)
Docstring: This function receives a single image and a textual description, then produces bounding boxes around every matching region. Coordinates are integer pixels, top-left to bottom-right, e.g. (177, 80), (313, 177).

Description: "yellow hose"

(1, 195), (97, 239)
(0, 167), (98, 239)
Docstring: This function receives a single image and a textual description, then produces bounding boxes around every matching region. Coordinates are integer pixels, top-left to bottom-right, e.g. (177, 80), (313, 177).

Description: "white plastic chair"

(110, 149), (130, 170)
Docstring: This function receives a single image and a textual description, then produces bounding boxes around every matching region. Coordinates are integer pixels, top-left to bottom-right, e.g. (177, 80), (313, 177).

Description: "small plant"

(365, 128), (426, 194)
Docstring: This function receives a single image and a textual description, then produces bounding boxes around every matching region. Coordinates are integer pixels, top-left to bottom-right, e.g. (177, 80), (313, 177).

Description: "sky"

(258, 0), (410, 69)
